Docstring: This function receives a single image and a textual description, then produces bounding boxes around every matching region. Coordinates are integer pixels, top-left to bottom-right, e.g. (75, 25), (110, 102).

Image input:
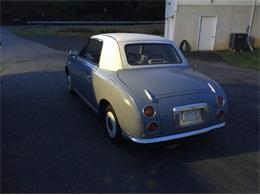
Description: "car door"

(67, 50), (84, 92)
(77, 38), (103, 109)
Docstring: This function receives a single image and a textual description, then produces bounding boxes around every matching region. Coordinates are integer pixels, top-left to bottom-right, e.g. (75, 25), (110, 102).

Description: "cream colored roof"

(90, 33), (180, 71)
(93, 33), (169, 43)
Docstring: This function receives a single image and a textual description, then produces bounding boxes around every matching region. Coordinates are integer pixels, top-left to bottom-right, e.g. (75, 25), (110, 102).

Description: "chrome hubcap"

(106, 111), (117, 138)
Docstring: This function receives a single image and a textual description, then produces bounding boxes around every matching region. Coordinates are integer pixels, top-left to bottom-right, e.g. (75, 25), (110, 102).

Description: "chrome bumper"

(128, 122), (225, 144)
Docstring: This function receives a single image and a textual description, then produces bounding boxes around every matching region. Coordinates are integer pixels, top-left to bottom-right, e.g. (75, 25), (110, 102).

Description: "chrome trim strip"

(144, 89), (154, 102)
(129, 122), (225, 144)
(173, 103), (207, 112)
(208, 83), (216, 93)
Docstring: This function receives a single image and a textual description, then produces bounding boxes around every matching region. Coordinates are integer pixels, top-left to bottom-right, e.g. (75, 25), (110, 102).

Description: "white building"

(164, 0), (260, 51)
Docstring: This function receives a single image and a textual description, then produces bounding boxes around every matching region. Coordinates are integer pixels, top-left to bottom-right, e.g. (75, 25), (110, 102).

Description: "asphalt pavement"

(1, 27), (259, 193)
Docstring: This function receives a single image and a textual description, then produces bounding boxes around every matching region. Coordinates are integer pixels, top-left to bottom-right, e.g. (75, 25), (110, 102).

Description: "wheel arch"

(95, 86), (144, 138)
(99, 99), (110, 117)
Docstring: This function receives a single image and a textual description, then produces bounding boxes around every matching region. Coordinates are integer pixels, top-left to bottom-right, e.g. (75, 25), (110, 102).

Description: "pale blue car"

(65, 33), (227, 144)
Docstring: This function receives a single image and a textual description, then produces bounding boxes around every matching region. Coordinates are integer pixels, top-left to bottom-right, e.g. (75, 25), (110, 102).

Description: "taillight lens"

(143, 105), (155, 118)
(217, 111), (225, 119)
(146, 121), (158, 132)
(216, 96), (225, 106)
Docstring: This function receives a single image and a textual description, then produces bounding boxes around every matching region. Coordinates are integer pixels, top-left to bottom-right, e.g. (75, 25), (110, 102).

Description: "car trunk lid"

(117, 66), (211, 98)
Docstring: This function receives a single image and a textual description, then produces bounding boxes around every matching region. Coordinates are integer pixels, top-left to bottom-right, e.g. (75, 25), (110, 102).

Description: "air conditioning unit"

(229, 33), (248, 51)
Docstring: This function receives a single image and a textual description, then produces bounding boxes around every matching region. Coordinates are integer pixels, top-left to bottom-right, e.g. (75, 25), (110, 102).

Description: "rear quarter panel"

(93, 69), (145, 138)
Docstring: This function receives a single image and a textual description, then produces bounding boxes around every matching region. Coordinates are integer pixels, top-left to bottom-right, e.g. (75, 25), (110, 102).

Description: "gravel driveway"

(1, 28), (259, 193)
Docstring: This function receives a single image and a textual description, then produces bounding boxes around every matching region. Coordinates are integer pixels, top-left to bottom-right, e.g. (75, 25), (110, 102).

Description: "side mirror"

(69, 50), (79, 56)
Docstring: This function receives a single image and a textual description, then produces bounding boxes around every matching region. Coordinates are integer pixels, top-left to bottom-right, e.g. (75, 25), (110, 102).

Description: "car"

(65, 33), (227, 144)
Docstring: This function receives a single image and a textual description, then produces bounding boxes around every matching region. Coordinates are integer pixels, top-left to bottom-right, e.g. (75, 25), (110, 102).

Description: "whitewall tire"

(105, 105), (121, 142)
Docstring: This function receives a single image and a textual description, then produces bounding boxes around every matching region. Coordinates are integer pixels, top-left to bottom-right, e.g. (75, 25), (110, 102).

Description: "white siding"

(177, 0), (260, 6)
(170, 5), (260, 50)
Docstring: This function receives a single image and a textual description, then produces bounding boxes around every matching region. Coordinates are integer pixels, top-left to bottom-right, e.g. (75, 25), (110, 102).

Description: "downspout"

(164, 0), (177, 41)
(247, 0), (256, 51)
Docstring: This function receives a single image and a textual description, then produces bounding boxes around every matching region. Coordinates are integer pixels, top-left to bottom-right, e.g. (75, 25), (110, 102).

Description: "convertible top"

(90, 33), (185, 71)
(93, 33), (169, 43)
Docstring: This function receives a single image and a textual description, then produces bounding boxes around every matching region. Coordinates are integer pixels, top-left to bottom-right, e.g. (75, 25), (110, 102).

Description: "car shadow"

(1, 70), (259, 193)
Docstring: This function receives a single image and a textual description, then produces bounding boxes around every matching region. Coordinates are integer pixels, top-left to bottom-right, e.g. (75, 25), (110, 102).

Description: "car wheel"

(66, 72), (74, 94)
(105, 105), (122, 142)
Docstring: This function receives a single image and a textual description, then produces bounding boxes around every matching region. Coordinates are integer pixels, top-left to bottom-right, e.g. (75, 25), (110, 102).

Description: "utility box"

(229, 33), (248, 51)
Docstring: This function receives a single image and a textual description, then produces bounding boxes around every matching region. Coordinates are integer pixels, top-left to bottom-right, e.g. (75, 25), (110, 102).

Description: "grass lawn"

(216, 49), (260, 70)
(10, 25), (62, 36)
(9, 24), (164, 37)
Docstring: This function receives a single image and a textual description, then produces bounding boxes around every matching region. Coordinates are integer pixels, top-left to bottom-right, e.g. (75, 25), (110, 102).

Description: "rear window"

(125, 43), (182, 66)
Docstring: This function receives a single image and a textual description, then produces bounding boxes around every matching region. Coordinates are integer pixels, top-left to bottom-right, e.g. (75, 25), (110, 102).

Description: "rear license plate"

(179, 109), (203, 127)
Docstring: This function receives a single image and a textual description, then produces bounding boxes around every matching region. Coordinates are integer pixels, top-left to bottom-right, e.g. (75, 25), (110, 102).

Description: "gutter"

(247, 0), (256, 51)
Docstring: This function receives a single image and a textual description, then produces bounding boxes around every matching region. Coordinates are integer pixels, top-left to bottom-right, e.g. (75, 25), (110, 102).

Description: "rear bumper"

(126, 122), (225, 144)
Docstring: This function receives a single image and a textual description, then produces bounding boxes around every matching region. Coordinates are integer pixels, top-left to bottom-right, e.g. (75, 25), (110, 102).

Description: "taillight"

(146, 121), (159, 132)
(143, 105), (155, 118)
(217, 111), (225, 119)
(216, 96), (225, 106)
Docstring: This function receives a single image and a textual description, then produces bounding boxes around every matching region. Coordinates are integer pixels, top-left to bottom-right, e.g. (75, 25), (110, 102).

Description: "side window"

(80, 39), (103, 65)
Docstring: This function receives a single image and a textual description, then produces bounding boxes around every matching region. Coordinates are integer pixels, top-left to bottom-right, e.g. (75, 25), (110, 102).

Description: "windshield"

(125, 43), (182, 66)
